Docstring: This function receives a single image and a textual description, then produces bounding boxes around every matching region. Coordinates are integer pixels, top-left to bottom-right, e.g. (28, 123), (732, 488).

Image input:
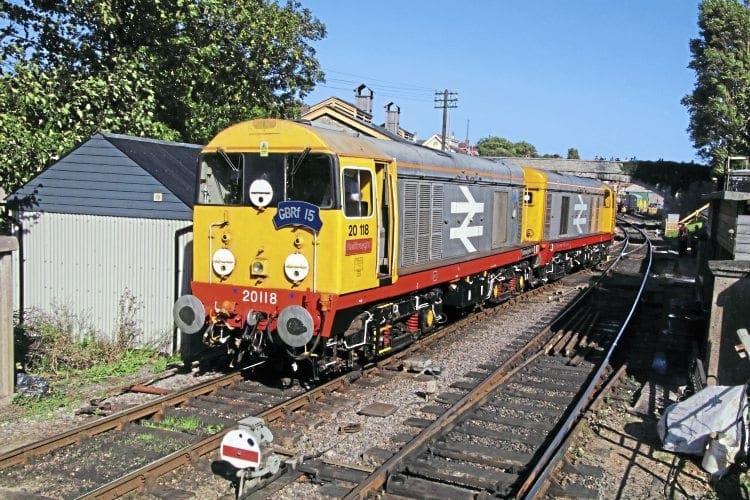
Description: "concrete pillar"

(0, 236), (18, 404)
(706, 260), (750, 386)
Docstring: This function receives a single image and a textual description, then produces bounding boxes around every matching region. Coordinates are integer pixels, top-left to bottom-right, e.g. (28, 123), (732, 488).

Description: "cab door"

(341, 165), (378, 292)
(375, 161), (397, 284)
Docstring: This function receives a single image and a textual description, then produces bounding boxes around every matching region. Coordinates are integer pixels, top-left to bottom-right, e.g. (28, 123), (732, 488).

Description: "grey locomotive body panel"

(543, 172), (605, 241)
(356, 135), (525, 184)
(349, 136), (527, 274)
(396, 178), (524, 273)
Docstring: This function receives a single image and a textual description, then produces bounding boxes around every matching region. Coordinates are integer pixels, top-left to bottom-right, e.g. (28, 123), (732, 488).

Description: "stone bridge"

(491, 158), (630, 183)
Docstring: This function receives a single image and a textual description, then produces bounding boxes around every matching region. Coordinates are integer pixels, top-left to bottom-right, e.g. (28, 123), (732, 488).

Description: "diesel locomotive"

(173, 119), (616, 378)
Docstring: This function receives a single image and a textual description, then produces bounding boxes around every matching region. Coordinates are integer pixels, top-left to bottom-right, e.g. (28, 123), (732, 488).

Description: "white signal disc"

(220, 429), (261, 469)
(249, 179), (273, 208)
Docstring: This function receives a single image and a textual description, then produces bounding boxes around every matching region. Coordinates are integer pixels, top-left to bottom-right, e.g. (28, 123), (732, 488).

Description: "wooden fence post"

(0, 236), (18, 404)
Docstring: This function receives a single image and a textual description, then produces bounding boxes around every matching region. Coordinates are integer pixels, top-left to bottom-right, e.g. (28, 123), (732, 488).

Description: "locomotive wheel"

(492, 283), (501, 301)
(419, 308), (435, 333)
(517, 274), (525, 292)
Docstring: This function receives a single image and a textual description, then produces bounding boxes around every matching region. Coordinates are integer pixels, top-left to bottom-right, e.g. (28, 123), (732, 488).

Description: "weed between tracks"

(143, 415), (223, 435)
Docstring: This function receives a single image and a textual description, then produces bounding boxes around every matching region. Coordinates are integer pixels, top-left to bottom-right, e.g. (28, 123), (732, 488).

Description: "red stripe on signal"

(222, 444), (259, 463)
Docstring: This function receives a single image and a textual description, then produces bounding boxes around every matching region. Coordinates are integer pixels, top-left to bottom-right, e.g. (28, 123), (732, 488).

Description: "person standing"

(678, 223), (689, 256)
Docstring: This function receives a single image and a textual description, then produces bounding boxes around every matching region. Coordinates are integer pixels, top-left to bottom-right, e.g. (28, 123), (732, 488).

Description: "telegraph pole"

(434, 89), (458, 151)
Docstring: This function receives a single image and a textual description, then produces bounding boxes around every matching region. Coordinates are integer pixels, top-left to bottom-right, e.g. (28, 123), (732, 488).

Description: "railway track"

(337, 221), (651, 499)
(0, 270), (583, 499)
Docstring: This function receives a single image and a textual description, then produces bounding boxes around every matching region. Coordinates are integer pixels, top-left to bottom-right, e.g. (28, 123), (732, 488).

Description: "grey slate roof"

(105, 133), (200, 207)
(10, 133), (202, 220)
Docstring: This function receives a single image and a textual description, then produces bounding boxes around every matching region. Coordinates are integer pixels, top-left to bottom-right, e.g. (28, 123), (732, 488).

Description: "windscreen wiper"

(290, 147), (311, 177)
(217, 148), (239, 173)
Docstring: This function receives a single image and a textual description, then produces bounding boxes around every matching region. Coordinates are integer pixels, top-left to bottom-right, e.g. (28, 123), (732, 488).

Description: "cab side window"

(343, 168), (372, 217)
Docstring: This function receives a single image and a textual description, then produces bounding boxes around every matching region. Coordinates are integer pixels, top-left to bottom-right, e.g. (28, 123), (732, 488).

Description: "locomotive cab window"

(523, 190), (535, 205)
(198, 152), (244, 205)
(343, 168), (372, 217)
(197, 151), (334, 208)
(286, 151), (334, 207)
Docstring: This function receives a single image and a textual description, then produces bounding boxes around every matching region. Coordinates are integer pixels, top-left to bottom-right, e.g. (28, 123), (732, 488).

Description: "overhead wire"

(311, 67), (460, 138)
(322, 68), (435, 92)
(315, 68), (438, 103)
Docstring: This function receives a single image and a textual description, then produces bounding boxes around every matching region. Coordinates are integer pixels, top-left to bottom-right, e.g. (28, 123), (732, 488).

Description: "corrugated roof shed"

(10, 133), (201, 220)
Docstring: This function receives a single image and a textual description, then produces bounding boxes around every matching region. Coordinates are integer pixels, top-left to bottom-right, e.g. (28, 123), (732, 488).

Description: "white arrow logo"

(573, 194), (588, 233)
(450, 186), (484, 252)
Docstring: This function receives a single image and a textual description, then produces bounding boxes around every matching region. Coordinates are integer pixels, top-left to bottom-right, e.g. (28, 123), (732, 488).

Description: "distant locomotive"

(173, 119), (615, 379)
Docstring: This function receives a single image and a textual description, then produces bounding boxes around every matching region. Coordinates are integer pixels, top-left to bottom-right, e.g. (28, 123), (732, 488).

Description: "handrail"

(679, 203), (709, 225)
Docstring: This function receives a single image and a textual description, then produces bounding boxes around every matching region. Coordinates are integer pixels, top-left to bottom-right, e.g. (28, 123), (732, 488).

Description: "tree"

(476, 136), (538, 157)
(0, 0), (326, 193)
(476, 136), (515, 156)
(514, 141), (537, 158)
(682, 0), (750, 170)
(0, 55), (178, 193)
(567, 147), (580, 159)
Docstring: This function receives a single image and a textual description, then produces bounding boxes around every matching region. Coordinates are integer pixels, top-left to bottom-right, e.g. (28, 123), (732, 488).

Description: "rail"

(344, 221), (649, 498)
(521, 221), (652, 497)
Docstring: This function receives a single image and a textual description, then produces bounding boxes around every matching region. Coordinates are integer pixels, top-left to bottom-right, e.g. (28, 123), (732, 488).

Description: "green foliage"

(14, 301), (165, 379)
(622, 160), (713, 194)
(0, 0), (326, 193)
(152, 353), (182, 374)
(740, 472), (750, 496)
(79, 349), (156, 381)
(475, 136), (579, 159)
(205, 423), (224, 434)
(623, 160), (714, 217)
(16, 305), (105, 373)
(476, 136), (538, 157)
(0, 56), (180, 194)
(513, 141), (538, 158)
(682, 0), (750, 170)
(143, 415), (223, 434)
(9, 299), (181, 420)
(10, 392), (75, 419)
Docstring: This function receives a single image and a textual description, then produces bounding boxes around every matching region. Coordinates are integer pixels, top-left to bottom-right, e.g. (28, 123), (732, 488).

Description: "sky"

(300, 0), (703, 163)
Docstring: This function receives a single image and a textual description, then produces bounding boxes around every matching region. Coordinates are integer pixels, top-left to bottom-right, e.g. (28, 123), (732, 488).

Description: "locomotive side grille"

(417, 183), (432, 264)
(431, 184), (444, 260)
(402, 182), (418, 266)
(401, 181), (443, 266)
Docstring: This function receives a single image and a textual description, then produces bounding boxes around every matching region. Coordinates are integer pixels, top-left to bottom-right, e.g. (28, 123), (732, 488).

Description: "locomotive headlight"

(284, 253), (309, 283)
(251, 259), (267, 277)
(212, 248), (236, 277)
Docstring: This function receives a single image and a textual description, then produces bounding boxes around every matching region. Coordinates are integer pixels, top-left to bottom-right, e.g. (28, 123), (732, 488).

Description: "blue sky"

(301, 1), (702, 163)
